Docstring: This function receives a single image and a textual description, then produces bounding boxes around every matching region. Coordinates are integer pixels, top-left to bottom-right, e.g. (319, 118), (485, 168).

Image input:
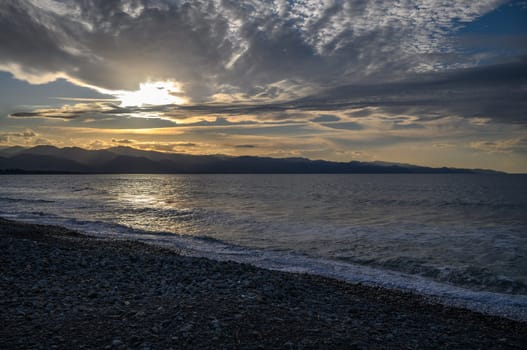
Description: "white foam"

(67, 218), (527, 322)
(4, 211), (527, 322)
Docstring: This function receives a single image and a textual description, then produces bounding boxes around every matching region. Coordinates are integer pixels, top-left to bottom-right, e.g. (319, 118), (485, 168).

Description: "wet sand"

(1, 217), (525, 349)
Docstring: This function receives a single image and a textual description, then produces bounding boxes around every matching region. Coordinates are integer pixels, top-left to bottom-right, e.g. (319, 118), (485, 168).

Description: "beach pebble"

(180, 323), (193, 332)
(1, 218), (526, 350)
(210, 319), (221, 331)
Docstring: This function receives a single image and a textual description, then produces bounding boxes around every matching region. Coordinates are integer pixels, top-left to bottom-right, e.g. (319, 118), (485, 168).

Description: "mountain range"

(0, 145), (503, 174)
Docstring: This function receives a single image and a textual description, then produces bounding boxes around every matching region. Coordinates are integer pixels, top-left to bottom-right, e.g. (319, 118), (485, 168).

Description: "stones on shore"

(1, 221), (526, 350)
(210, 318), (222, 332)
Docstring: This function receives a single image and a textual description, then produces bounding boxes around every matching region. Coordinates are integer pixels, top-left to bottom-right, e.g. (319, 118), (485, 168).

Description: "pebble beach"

(1, 217), (526, 349)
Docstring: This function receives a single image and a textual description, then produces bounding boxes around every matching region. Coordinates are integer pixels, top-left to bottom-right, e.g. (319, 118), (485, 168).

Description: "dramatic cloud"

(0, 128), (37, 144)
(469, 138), (527, 153)
(111, 138), (135, 144)
(294, 60), (527, 125)
(10, 59), (526, 126)
(311, 115), (341, 123)
(1, 0), (527, 172)
(0, 0), (509, 102)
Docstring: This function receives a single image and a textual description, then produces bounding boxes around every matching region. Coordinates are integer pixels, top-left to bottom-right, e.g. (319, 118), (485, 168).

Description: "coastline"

(1, 217), (526, 349)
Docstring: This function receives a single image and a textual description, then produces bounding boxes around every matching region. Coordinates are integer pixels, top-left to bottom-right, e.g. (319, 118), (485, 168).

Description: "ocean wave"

(79, 221), (527, 322)
(70, 186), (95, 192)
(349, 197), (526, 210)
(341, 255), (527, 295)
(0, 196), (55, 204)
(7, 212), (523, 322)
(112, 206), (203, 221)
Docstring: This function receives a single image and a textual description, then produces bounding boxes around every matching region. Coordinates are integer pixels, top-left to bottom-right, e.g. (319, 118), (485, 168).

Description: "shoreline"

(1, 217), (526, 349)
(5, 214), (526, 323)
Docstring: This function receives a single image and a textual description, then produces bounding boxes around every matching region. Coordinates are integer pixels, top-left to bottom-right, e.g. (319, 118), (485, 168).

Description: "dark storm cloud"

(10, 112), (79, 120)
(291, 60), (527, 124)
(171, 59), (527, 125)
(9, 112), (41, 118)
(0, 2), (79, 79)
(9, 102), (172, 121)
(0, 0), (234, 97)
(0, 0), (507, 102)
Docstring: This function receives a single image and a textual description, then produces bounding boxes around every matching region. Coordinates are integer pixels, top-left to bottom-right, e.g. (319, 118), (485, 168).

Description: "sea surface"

(1, 174), (526, 319)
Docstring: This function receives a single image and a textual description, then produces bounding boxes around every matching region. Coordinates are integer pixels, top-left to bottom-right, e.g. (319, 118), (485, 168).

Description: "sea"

(1, 174), (526, 320)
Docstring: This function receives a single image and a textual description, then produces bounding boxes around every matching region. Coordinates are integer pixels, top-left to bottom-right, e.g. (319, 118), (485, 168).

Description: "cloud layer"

(9, 59), (526, 126)
(1, 0), (527, 172)
(0, 0), (509, 101)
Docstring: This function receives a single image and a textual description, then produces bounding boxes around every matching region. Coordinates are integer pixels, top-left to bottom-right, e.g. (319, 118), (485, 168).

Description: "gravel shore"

(1, 217), (526, 349)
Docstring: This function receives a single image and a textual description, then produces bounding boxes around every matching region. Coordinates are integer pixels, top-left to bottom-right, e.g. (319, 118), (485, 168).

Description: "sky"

(0, 0), (526, 172)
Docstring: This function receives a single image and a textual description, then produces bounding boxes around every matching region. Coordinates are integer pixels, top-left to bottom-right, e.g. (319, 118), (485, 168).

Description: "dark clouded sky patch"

(312, 115), (341, 123)
(0, 0), (526, 172)
(321, 122), (364, 131)
(10, 112), (79, 120)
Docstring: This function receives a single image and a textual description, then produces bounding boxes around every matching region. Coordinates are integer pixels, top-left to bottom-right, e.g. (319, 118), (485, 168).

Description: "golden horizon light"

(117, 81), (186, 107)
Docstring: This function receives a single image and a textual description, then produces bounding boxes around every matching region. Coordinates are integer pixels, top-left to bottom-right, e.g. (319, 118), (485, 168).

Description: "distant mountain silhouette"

(0, 145), (504, 174)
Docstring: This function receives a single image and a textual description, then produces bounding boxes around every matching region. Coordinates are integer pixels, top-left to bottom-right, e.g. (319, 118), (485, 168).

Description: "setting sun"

(117, 81), (185, 107)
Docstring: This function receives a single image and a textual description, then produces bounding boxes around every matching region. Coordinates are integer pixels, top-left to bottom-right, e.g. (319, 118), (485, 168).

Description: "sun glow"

(117, 81), (186, 107)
